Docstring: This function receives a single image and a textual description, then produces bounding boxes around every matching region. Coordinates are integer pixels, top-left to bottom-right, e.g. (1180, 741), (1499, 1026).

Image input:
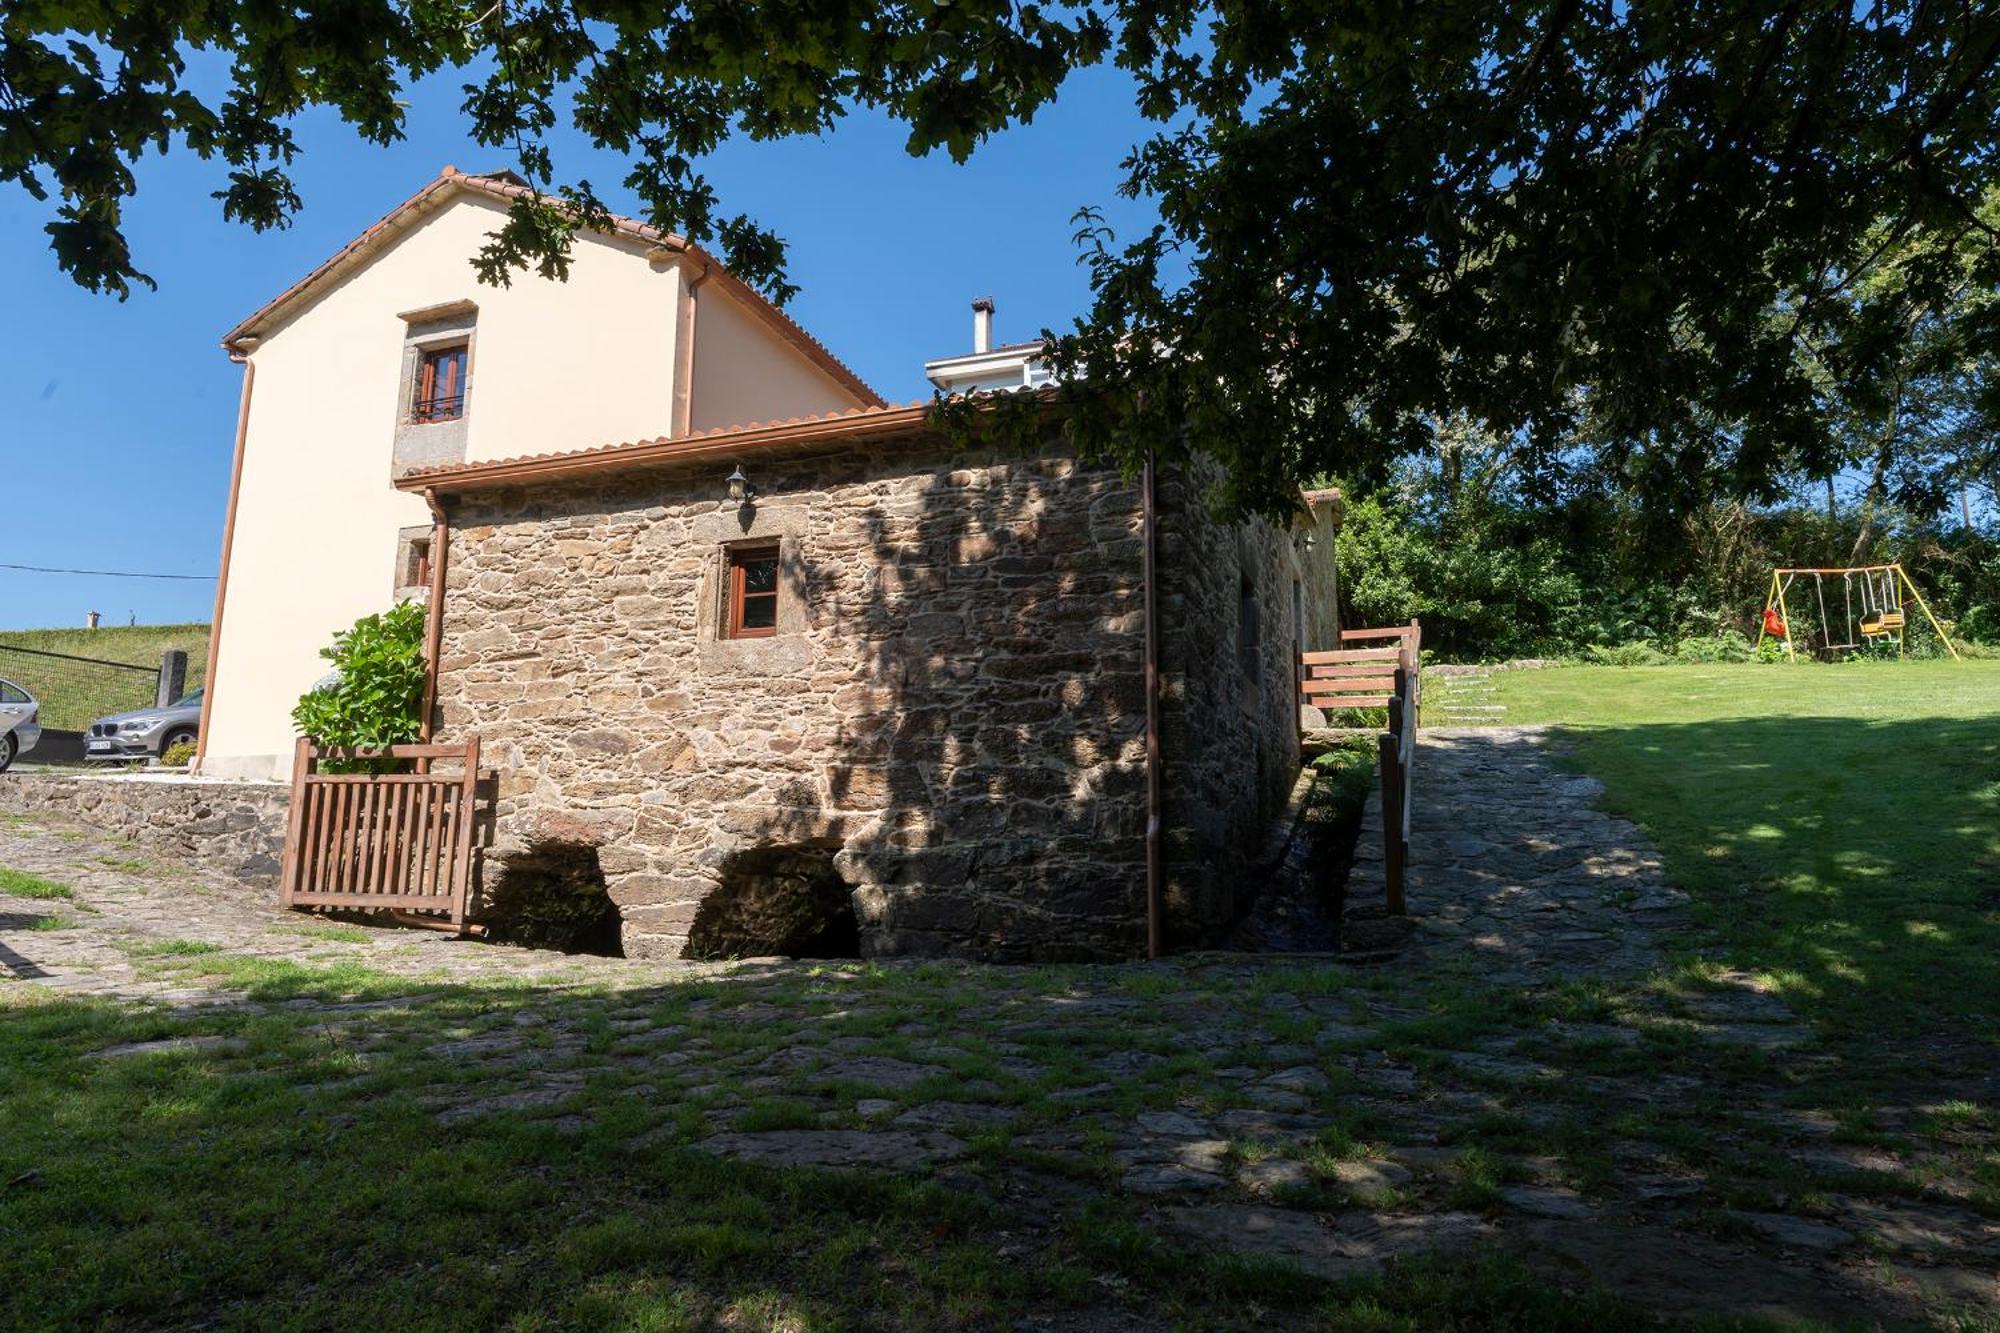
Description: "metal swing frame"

(1757, 563), (1960, 662)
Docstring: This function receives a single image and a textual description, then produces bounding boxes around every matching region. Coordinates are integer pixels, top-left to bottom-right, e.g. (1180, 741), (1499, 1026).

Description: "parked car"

(84, 690), (203, 762)
(0, 677), (42, 772)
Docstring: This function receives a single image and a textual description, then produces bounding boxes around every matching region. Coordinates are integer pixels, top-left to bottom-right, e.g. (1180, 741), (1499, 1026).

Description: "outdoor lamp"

(725, 465), (755, 504)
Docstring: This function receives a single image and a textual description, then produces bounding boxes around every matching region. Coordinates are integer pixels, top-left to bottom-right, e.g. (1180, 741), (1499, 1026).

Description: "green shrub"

(482, 840), (622, 955)
(160, 739), (197, 767)
(1583, 640), (1667, 667)
(1668, 629), (1754, 663)
(291, 601), (428, 771)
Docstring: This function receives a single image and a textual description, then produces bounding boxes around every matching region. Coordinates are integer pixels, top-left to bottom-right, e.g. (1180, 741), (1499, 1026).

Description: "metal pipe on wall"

(417, 487), (451, 764)
(1142, 451), (1163, 960)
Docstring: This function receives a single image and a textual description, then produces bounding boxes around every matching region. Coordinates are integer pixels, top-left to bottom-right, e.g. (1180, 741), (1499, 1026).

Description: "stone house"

(200, 169), (1342, 961)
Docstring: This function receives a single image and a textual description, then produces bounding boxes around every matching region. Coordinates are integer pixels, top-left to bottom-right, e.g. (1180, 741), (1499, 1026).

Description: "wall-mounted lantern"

(725, 464), (756, 505)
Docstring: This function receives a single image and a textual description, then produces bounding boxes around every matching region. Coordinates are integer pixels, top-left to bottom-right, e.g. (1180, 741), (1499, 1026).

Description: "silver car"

(0, 677), (42, 772)
(84, 690), (203, 762)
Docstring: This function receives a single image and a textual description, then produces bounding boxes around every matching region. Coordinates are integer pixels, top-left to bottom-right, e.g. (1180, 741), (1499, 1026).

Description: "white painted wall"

(201, 193), (682, 780)
(688, 286), (865, 432)
(201, 186), (870, 780)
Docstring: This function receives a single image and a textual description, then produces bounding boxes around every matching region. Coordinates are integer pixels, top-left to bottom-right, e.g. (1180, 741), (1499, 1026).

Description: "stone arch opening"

(482, 838), (624, 956)
(685, 843), (860, 960)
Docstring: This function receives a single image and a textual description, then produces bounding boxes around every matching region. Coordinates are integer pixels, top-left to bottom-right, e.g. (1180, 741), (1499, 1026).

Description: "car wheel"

(159, 727), (197, 754)
(0, 732), (14, 774)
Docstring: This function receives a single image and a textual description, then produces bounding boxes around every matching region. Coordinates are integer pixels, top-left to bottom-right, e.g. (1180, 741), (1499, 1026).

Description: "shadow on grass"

(0, 961), (1656, 1332)
(1546, 711), (2000, 1047)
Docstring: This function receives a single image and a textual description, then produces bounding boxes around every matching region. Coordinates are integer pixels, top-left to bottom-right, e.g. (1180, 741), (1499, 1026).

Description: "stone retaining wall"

(0, 772), (289, 883)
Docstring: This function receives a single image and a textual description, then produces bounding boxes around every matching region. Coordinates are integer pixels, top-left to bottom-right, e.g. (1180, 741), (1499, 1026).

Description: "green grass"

(0, 868), (73, 900)
(0, 623), (208, 731)
(1467, 660), (2000, 1040)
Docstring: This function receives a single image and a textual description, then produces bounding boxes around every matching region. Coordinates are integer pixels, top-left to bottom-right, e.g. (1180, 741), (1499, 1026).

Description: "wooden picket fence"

(278, 737), (482, 931)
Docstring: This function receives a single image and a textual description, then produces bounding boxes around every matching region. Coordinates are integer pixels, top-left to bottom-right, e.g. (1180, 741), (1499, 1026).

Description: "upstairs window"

(727, 545), (780, 639)
(412, 344), (468, 422)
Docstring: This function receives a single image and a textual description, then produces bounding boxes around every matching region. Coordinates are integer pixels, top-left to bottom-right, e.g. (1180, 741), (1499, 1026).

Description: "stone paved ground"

(4, 729), (1997, 1328)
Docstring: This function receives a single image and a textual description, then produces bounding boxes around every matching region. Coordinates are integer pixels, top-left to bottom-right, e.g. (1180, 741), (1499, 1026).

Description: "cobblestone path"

(3, 728), (1995, 1328)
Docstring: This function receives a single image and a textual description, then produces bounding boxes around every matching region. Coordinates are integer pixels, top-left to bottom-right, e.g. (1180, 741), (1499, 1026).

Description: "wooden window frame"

(412, 343), (469, 423)
(726, 544), (781, 639)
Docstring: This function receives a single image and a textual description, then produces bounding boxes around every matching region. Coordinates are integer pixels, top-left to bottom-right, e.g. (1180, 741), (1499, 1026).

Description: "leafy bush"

(1668, 629), (1755, 663)
(291, 601), (428, 770)
(1336, 489), (1584, 660)
(1584, 640), (1667, 667)
(160, 740), (197, 767)
(482, 840), (622, 955)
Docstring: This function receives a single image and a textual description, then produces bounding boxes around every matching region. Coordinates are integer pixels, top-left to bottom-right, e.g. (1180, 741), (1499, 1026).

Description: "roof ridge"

(442, 170), (883, 408)
(220, 168), (884, 408)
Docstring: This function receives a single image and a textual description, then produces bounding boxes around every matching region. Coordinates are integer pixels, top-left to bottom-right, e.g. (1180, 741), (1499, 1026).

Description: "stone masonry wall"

(1155, 462), (1340, 941)
(436, 434), (1150, 961)
(0, 773), (289, 884)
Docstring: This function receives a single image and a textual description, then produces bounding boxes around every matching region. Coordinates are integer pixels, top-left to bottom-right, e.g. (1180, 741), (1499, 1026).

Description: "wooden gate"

(278, 737), (482, 930)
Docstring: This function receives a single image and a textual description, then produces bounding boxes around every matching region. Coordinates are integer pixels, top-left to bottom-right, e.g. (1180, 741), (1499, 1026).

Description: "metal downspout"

(418, 487), (451, 766)
(1142, 451), (1163, 960)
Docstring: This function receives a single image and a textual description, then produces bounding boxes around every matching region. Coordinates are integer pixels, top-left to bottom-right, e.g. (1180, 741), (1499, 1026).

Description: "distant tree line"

(1336, 428), (1998, 662)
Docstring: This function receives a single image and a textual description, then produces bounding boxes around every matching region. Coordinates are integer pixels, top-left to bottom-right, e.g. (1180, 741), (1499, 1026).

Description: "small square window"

(412, 344), (468, 422)
(406, 537), (432, 589)
(727, 545), (780, 639)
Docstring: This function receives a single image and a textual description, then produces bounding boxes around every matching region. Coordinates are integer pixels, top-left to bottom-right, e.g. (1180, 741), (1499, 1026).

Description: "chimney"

(972, 297), (995, 354)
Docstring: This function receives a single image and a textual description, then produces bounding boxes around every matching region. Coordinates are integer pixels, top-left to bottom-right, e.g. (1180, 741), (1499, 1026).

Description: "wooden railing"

(1376, 663), (1419, 914)
(1300, 620), (1422, 913)
(1298, 619), (1422, 718)
(279, 737), (482, 931)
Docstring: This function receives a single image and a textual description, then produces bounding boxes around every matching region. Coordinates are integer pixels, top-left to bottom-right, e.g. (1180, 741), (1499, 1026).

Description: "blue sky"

(0, 63), (1160, 631)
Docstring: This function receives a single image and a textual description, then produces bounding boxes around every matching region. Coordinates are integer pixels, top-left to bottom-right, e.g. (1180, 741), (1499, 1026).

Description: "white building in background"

(923, 297), (1057, 395)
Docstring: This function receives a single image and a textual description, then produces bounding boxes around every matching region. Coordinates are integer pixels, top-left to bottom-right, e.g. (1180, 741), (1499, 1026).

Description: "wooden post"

(1379, 729), (1405, 916)
(1382, 681), (1407, 915)
(448, 736), (481, 928)
(278, 737), (313, 909)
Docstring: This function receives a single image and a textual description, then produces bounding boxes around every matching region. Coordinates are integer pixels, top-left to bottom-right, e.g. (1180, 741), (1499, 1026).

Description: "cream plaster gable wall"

(688, 286), (867, 432)
(201, 188), (868, 781)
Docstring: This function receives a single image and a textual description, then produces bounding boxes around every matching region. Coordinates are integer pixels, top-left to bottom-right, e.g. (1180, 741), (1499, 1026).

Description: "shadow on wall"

(739, 442), (1151, 962)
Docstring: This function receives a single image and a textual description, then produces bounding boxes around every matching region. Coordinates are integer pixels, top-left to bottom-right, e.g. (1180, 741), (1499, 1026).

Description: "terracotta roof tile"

(395, 399), (939, 492)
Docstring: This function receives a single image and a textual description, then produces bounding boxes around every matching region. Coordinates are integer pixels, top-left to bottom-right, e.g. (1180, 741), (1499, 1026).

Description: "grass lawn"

(1457, 660), (2000, 1047)
(0, 623), (208, 731)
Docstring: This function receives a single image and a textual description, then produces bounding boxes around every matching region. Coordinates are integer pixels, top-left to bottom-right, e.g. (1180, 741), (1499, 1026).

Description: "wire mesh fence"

(0, 644), (171, 732)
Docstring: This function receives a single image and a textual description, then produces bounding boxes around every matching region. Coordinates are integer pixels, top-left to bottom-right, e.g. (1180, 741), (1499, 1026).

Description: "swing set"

(1756, 563), (1960, 661)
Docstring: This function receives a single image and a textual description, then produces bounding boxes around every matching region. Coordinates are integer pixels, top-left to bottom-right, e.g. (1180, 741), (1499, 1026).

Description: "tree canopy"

(6, 1), (1999, 513)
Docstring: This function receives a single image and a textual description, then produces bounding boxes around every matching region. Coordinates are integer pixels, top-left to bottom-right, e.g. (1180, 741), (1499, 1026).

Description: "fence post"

(278, 737), (313, 910)
(1378, 731), (1405, 916)
(157, 650), (188, 709)
(1382, 683), (1407, 915)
